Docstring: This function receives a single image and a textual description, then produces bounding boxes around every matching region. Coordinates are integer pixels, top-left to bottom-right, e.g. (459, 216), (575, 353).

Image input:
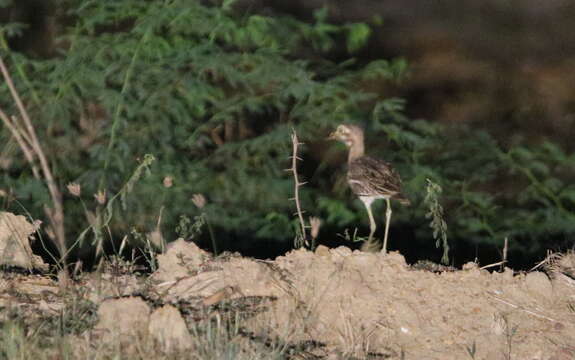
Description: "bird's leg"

(365, 201), (377, 244)
(382, 198), (392, 254)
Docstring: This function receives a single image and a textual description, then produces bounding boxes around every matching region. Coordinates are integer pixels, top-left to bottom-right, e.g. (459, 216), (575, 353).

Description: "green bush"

(1, 0), (573, 265)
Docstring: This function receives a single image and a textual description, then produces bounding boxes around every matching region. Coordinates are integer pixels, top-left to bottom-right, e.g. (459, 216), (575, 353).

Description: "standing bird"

(329, 124), (410, 253)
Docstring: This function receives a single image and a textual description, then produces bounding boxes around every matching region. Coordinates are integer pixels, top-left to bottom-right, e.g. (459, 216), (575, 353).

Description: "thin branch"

(0, 56), (67, 262)
(480, 261), (506, 270)
(101, 29), (151, 189)
(0, 109), (40, 179)
(10, 114), (35, 149)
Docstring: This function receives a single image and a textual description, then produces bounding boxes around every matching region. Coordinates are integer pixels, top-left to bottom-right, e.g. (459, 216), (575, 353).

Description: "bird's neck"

(348, 141), (365, 163)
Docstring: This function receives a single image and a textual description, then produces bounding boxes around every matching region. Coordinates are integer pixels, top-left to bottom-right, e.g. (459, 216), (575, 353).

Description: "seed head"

(94, 189), (107, 205)
(192, 194), (206, 209)
(309, 217), (322, 240)
(45, 226), (55, 240)
(67, 182), (81, 197)
(163, 176), (173, 188)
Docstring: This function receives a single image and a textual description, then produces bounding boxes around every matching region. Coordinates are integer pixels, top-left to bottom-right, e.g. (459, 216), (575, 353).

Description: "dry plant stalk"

(478, 238), (510, 271)
(309, 216), (321, 241)
(289, 129), (307, 246)
(479, 260), (506, 270)
(0, 56), (67, 262)
(487, 292), (559, 323)
(501, 236), (508, 271)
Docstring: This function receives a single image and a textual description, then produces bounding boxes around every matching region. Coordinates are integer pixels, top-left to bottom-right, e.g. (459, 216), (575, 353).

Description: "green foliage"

(0, 0), (573, 264)
(0, 0), (399, 250)
(176, 214), (204, 240)
(345, 23), (371, 53)
(424, 179), (449, 264)
(368, 92), (575, 261)
(317, 197), (356, 227)
(73, 154), (155, 254)
(340, 228), (367, 244)
(0, 22), (27, 39)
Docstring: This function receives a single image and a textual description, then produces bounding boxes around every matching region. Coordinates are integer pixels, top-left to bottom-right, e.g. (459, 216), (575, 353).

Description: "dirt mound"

(1, 231), (574, 358)
(152, 241), (575, 359)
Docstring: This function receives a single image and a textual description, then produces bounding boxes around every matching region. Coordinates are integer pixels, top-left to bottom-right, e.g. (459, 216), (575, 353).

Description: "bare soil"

(1, 213), (575, 359)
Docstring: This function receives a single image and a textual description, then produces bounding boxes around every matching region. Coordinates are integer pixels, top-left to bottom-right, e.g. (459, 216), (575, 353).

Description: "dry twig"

(480, 261), (507, 270)
(0, 56), (66, 263)
(487, 292), (559, 323)
(529, 249), (560, 272)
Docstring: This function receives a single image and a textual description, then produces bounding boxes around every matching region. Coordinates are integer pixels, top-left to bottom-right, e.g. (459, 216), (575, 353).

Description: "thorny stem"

(290, 129), (307, 246)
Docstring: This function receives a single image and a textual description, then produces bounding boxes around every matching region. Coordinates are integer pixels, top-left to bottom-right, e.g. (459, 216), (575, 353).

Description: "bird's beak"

(327, 131), (337, 140)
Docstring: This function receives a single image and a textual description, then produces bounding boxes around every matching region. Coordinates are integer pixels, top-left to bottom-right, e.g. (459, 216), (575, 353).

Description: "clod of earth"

(149, 305), (192, 352)
(94, 296), (151, 343)
(0, 212), (47, 270)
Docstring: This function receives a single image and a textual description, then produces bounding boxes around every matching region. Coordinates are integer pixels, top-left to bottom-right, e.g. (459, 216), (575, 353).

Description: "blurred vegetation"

(1, 0), (574, 267)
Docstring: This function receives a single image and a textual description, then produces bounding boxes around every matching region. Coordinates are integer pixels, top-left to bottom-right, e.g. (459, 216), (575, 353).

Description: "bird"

(328, 124), (409, 253)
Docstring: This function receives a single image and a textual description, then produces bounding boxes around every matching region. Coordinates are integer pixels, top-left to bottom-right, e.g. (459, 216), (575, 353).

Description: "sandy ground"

(1, 212), (575, 359)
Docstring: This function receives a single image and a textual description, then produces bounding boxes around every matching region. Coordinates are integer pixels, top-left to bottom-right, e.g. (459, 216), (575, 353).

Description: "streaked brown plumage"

(348, 156), (410, 205)
(329, 124), (409, 253)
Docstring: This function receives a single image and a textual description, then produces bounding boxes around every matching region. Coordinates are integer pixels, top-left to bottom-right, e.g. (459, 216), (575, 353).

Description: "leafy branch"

(424, 178), (449, 264)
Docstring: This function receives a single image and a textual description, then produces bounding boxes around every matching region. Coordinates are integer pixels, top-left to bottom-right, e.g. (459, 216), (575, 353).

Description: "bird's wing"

(347, 156), (404, 197)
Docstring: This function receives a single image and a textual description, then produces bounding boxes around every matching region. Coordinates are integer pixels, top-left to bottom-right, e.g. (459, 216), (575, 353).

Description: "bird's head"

(328, 124), (364, 148)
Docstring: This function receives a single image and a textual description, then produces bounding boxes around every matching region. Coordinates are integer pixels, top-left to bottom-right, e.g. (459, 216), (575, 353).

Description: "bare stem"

(0, 56), (67, 263)
(501, 237), (508, 272)
(0, 111), (39, 178)
(290, 129), (307, 246)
